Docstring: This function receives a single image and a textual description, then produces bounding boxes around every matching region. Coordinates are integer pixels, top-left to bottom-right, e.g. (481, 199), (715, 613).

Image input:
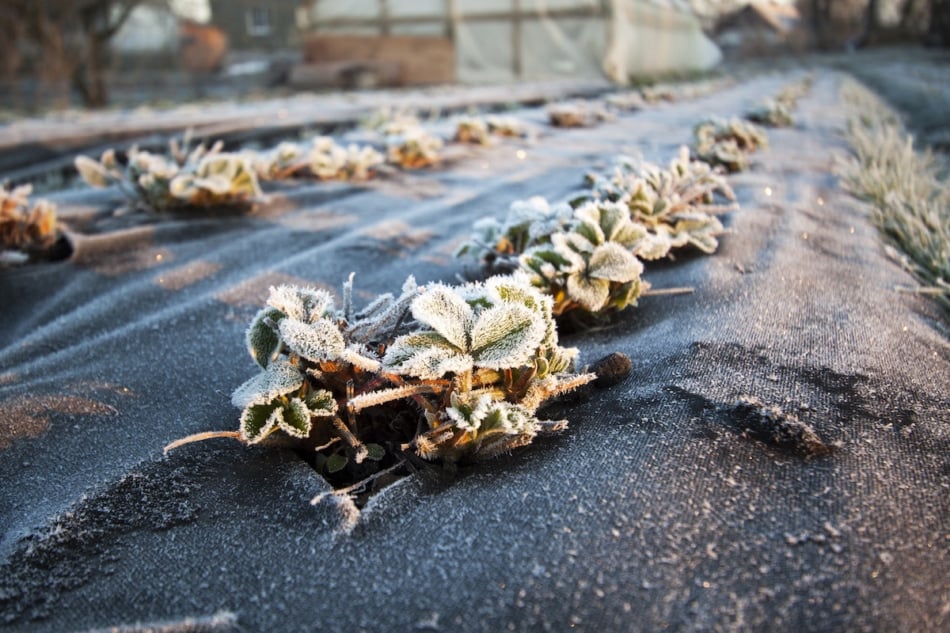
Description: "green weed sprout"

(0, 184), (58, 262)
(255, 138), (384, 181)
(75, 135), (262, 211)
(693, 117), (768, 172)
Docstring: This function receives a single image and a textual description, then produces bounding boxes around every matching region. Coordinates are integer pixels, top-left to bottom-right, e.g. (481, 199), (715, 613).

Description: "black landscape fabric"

(1, 71), (948, 632)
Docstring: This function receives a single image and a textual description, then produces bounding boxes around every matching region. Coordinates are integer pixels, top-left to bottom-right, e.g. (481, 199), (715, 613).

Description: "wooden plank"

(302, 35), (455, 85)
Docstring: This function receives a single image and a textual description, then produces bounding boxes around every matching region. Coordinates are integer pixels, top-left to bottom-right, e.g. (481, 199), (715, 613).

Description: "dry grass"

(839, 78), (950, 313)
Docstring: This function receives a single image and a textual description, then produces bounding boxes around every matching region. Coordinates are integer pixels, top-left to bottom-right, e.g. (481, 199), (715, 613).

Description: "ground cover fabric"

(1, 70), (948, 632)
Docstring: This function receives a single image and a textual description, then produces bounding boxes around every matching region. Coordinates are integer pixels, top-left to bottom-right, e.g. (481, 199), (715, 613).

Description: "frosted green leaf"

(470, 303), (545, 369)
(240, 402), (281, 444)
(549, 233), (587, 270)
(385, 339), (473, 379)
(279, 318), (345, 362)
(475, 400), (537, 436)
(266, 285), (333, 323)
(339, 344), (382, 372)
(246, 307), (284, 368)
(278, 397), (312, 438)
(673, 214), (724, 254)
(635, 232), (674, 260)
(74, 156), (110, 188)
(545, 345), (579, 375)
(383, 331), (458, 367)
(411, 285), (473, 350)
(485, 273), (557, 347)
(588, 242), (643, 282)
(298, 288), (335, 323)
(267, 285), (306, 321)
(305, 389), (338, 416)
(231, 360), (303, 409)
(446, 393), (493, 432)
(566, 274), (610, 312)
(573, 219), (605, 247)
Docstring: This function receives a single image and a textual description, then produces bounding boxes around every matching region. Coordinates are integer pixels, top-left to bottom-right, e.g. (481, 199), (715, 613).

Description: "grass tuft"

(838, 78), (950, 314)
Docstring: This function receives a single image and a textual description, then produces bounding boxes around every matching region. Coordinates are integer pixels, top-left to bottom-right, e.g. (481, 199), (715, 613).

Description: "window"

(246, 6), (271, 37)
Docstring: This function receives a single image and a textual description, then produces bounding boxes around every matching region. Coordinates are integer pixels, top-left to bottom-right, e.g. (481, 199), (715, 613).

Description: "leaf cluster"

(744, 77), (813, 129)
(255, 137), (384, 182)
(693, 117), (769, 173)
(386, 127), (444, 169)
(0, 184), (58, 259)
(75, 136), (262, 211)
(457, 147), (738, 316)
(547, 100), (613, 128)
(585, 147), (737, 257)
(231, 274), (594, 475)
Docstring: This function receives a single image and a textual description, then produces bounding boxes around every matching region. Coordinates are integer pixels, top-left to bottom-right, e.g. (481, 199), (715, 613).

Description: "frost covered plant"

(381, 274), (594, 460)
(0, 184), (58, 261)
(75, 136), (262, 211)
(455, 196), (573, 274)
(386, 126), (443, 169)
(775, 76), (813, 108)
(586, 147), (737, 257)
(170, 273), (593, 481)
(745, 98), (794, 128)
(364, 107), (422, 136)
(693, 117), (768, 173)
(485, 115), (527, 138)
(605, 91), (646, 111)
(455, 116), (491, 145)
(519, 201), (647, 315)
(547, 100), (613, 128)
(255, 138), (384, 181)
(218, 276), (420, 474)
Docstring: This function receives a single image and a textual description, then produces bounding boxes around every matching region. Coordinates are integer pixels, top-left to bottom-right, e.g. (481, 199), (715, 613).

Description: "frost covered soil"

(1, 68), (949, 632)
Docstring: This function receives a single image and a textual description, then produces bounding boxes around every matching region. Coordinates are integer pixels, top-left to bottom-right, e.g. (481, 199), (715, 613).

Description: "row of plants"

(838, 78), (950, 312)
(456, 146), (738, 317)
(9, 79), (811, 499)
(169, 131), (764, 494)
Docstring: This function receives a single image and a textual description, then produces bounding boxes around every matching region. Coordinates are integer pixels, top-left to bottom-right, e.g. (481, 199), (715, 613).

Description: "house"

(715, 1), (802, 58)
(208, 0), (302, 52)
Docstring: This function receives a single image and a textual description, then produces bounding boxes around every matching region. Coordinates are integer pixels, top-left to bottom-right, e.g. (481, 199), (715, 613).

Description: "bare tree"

(1, 0), (161, 108)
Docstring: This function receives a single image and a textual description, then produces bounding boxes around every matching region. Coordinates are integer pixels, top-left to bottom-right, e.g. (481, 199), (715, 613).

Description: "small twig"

(310, 459), (408, 506)
(163, 431), (241, 454)
(331, 416), (368, 463)
(895, 285), (948, 296)
(642, 286), (695, 297)
(314, 437), (342, 452)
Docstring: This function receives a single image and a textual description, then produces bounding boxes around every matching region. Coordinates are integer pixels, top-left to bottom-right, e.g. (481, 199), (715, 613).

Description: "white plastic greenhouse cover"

(305, 0), (722, 83)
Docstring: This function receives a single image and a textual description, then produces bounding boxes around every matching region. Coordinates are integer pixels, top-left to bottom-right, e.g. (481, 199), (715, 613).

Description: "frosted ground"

(0, 55), (948, 632)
